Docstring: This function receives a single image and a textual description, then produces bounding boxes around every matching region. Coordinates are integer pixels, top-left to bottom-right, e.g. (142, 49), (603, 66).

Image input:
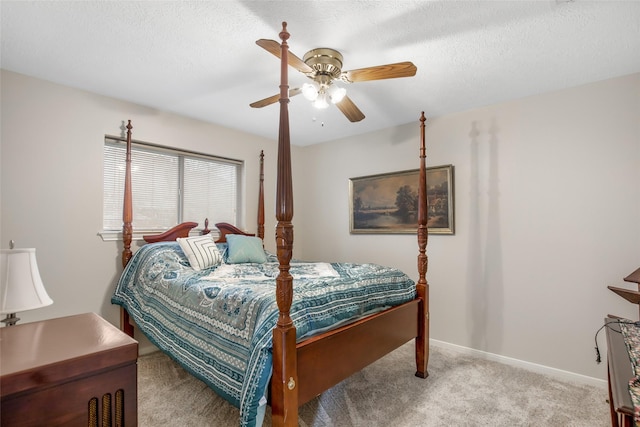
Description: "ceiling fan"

(249, 39), (417, 122)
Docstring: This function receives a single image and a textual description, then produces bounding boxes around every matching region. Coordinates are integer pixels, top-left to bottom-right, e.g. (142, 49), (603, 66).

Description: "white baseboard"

(135, 334), (607, 388)
(430, 338), (607, 389)
(138, 345), (159, 357)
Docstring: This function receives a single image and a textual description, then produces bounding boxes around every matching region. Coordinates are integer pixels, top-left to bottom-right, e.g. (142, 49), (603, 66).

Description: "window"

(102, 137), (242, 239)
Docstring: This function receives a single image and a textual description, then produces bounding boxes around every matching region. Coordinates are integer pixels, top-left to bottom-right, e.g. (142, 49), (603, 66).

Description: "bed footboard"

(296, 300), (420, 404)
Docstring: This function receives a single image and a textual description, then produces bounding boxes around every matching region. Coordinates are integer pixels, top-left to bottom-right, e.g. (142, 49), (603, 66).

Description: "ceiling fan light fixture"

(313, 92), (329, 109)
(328, 85), (346, 104)
(302, 82), (319, 101)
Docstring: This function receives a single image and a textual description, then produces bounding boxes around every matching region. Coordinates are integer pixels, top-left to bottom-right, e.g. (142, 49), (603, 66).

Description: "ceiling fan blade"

(250, 88), (302, 108)
(340, 61), (417, 83)
(335, 95), (365, 122)
(255, 39), (313, 74)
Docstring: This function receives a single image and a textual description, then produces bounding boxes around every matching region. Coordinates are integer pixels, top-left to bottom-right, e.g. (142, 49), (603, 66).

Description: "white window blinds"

(103, 138), (241, 234)
(183, 157), (239, 226)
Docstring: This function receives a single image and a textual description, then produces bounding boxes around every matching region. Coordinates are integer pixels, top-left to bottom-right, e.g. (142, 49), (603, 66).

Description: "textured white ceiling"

(2, 1), (639, 146)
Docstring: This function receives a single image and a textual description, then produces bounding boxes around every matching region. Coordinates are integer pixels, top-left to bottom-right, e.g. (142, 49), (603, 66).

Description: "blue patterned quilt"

(111, 241), (416, 426)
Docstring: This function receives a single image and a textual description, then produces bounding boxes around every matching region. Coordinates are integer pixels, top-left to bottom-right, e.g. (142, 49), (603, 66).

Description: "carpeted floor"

(138, 342), (610, 426)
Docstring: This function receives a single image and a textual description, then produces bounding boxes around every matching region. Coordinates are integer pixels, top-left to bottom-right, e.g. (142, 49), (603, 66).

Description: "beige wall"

(2, 69), (639, 380)
(0, 70), (301, 349)
(296, 72), (640, 379)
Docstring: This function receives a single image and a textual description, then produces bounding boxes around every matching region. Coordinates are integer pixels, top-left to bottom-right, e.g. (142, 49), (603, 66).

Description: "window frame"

(100, 135), (243, 242)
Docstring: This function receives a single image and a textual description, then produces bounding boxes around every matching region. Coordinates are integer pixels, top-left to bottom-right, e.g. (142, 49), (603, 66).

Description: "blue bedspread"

(112, 241), (415, 426)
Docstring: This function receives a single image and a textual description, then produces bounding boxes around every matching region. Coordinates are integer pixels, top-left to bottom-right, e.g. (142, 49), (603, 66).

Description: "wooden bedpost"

(120, 120), (134, 337)
(122, 120), (133, 267)
(258, 150), (265, 241)
(271, 22), (298, 427)
(415, 112), (430, 378)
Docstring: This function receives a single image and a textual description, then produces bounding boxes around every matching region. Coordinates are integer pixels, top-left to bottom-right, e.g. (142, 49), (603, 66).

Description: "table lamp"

(0, 242), (53, 326)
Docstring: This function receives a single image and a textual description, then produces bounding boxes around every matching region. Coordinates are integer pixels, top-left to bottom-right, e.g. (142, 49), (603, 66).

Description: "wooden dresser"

(0, 312), (138, 426)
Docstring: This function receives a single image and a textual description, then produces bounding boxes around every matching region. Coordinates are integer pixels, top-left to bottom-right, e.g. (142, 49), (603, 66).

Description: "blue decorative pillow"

(226, 234), (267, 264)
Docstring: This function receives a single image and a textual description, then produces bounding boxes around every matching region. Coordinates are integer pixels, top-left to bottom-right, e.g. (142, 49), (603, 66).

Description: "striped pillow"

(177, 234), (223, 271)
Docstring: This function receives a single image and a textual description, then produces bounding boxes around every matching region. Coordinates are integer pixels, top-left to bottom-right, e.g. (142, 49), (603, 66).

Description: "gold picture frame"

(349, 165), (454, 235)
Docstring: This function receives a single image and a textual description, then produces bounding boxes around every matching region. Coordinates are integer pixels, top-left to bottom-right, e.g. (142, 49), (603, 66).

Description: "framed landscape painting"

(349, 165), (454, 235)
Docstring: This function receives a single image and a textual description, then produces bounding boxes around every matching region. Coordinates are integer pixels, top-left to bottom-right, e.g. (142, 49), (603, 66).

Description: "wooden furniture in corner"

(0, 313), (138, 427)
(606, 268), (640, 426)
(608, 267), (640, 319)
(605, 316), (635, 427)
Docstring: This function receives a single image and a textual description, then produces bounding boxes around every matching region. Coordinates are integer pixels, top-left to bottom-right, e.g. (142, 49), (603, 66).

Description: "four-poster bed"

(112, 22), (429, 427)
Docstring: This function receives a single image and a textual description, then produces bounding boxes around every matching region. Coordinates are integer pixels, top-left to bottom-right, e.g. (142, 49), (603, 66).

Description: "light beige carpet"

(138, 342), (610, 426)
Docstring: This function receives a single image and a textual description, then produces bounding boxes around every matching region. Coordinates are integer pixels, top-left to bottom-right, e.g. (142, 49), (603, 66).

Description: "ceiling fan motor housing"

(303, 48), (343, 80)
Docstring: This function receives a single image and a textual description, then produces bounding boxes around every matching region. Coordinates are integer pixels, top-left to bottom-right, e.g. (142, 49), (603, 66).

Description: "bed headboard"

(140, 221), (254, 244)
(142, 222), (198, 243)
(214, 222), (255, 243)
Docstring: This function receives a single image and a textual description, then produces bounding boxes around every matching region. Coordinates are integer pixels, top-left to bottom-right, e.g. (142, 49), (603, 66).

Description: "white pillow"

(177, 234), (223, 271)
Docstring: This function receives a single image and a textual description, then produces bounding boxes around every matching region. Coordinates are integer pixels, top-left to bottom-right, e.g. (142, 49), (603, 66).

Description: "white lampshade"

(1, 248), (53, 314)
